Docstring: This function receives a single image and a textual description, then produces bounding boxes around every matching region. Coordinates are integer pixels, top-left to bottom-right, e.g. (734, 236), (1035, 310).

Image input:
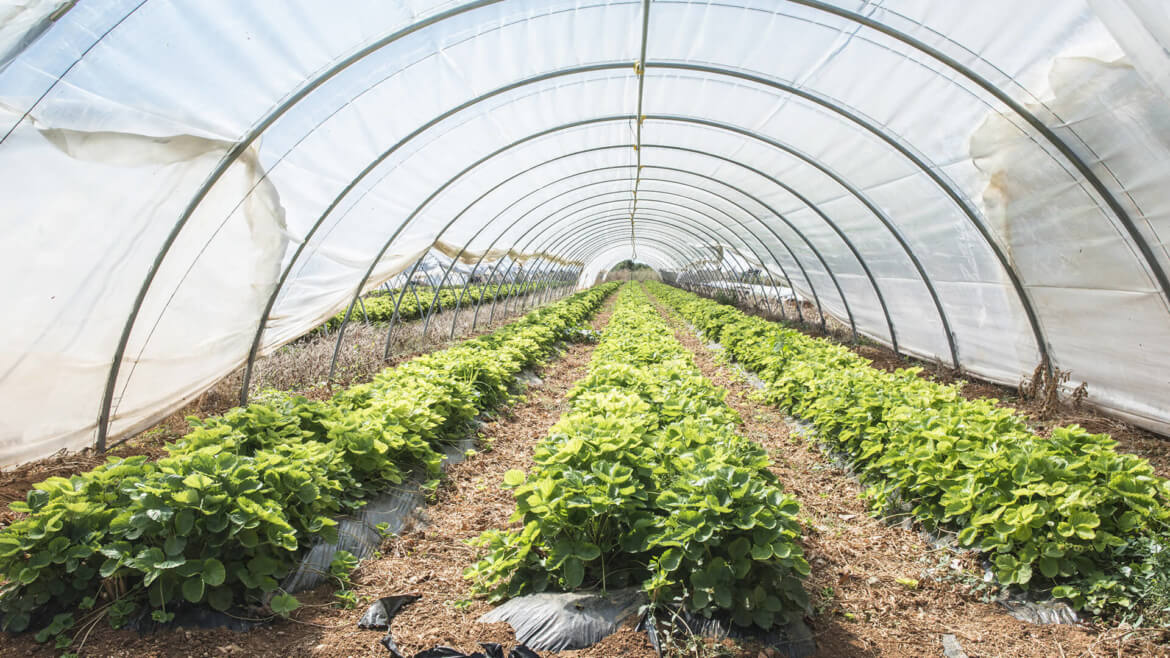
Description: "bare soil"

(649, 292), (1170, 657)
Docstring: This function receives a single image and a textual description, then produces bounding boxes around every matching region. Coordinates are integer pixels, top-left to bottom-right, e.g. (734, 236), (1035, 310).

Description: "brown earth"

(648, 289), (1170, 657)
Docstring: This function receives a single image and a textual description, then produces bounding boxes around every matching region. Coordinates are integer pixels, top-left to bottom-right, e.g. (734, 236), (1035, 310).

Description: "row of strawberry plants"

(648, 281), (1170, 615)
(319, 281), (570, 331)
(0, 283), (619, 646)
(466, 284), (809, 630)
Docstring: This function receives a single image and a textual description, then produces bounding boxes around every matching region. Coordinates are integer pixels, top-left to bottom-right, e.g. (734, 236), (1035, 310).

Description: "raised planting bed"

(467, 283), (809, 632)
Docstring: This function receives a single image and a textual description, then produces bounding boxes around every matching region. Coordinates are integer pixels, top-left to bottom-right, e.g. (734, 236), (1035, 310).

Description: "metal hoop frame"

(90, 0), (1170, 445)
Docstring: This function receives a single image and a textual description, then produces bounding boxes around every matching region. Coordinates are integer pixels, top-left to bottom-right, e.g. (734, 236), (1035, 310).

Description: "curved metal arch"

(558, 228), (741, 298)
(448, 182), (797, 338)
(405, 187), (788, 355)
(421, 182), (794, 332)
(97, 0), (1166, 446)
(552, 226), (728, 291)
(221, 63), (995, 426)
(410, 154), (787, 336)
(523, 168), (842, 331)
(536, 212), (766, 280)
(366, 162), (811, 373)
(549, 226), (731, 289)
(474, 210), (747, 328)
(452, 179), (805, 333)
(553, 234), (703, 290)
(369, 158), (818, 350)
(639, 165), (856, 334)
(416, 203), (769, 338)
(415, 119), (949, 367)
(646, 61), (1049, 369)
(533, 214), (763, 274)
(477, 208), (760, 326)
(440, 170), (808, 335)
(186, 64), (978, 442)
(520, 198), (785, 310)
(567, 211), (768, 310)
(790, 0), (1170, 315)
(420, 198), (775, 332)
(579, 238), (721, 291)
(644, 143), (903, 358)
(426, 96), (976, 344)
(534, 228), (723, 295)
(376, 202), (738, 370)
(479, 172), (809, 309)
(537, 196), (779, 306)
(351, 160), (829, 377)
(384, 157), (838, 339)
(416, 162), (831, 333)
(643, 115), (959, 367)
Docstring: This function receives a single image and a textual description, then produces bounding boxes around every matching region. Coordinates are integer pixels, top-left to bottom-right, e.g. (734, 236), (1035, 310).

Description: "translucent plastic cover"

(1, 0), (1168, 465)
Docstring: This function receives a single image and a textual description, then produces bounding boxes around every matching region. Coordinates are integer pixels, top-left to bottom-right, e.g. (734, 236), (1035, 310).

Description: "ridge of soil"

(648, 291), (1169, 658)
(0, 295), (654, 658)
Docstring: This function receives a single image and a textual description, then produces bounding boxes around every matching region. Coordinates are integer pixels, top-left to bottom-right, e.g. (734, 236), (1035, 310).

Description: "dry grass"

(707, 287), (853, 344)
(248, 289), (563, 396)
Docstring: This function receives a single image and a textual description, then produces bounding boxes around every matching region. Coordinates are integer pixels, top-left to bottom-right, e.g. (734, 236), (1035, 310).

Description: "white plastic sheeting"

(1, 0), (1168, 466)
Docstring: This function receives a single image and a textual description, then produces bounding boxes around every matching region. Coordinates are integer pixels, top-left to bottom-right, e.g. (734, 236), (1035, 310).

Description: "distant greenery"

(612, 260), (654, 272)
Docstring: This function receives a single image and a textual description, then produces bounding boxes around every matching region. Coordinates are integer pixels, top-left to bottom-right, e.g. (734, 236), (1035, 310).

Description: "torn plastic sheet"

(363, 595), (420, 657)
(994, 587), (1080, 626)
(359, 595), (422, 631)
(282, 430), (479, 594)
(478, 588), (646, 651)
(942, 633), (969, 658)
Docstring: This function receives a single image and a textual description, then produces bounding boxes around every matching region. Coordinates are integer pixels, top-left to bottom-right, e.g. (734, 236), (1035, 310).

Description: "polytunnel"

(1, 0), (1169, 468)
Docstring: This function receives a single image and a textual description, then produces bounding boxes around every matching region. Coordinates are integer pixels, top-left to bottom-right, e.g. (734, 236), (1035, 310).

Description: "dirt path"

(1, 295), (661, 658)
(647, 292), (1168, 658)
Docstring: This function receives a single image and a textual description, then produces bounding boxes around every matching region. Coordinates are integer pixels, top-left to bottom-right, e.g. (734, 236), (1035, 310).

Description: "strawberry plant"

(317, 281), (571, 332)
